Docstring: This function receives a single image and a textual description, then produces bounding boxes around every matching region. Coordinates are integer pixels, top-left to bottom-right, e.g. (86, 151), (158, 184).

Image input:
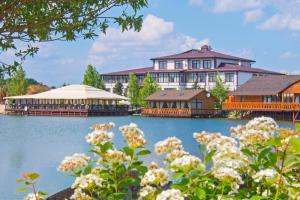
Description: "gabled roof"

(151, 45), (255, 62)
(215, 64), (282, 74)
(146, 89), (207, 101)
(103, 67), (153, 76)
(232, 75), (300, 96)
(5, 85), (128, 100)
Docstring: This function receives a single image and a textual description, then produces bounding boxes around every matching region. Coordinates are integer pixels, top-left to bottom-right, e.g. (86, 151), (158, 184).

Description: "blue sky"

(2, 0), (300, 86)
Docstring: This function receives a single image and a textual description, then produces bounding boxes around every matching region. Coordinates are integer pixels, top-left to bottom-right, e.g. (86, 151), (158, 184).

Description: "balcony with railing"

(223, 102), (300, 111)
(141, 108), (217, 117)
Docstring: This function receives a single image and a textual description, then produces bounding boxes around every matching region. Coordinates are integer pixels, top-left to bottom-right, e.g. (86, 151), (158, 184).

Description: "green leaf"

(27, 172), (40, 181)
(250, 196), (269, 200)
(290, 138), (300, 152)
(123, 146), (134, 157)
(295, 123), (300, 132)
(177, 177), (189, 186)
(133, 165), (148, 173)
(137, 149), (151, 156)
(204, 150), (216, 164)
(266, 138), (281, 147)
(16, 188), (28, 193)
(241, 148), (254, 157)
(195, 188), (206, 199)
(83, 165), (92, 175)
(172, 172), (185, 180)
(16, 179), (25, 183)
(38, 191), (48, 196)
(258, 148), (272, 161)
(102, 142), (113, 152)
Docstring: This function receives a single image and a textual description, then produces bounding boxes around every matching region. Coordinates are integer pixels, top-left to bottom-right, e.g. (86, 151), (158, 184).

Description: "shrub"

(18, 117), (300, 199)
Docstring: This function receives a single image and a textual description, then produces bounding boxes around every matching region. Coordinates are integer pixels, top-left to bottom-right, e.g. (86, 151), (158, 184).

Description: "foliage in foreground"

(18, 117), (300, 199)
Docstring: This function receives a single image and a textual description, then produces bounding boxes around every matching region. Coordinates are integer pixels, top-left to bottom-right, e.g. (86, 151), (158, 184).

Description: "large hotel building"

(101, 45), (281, 93)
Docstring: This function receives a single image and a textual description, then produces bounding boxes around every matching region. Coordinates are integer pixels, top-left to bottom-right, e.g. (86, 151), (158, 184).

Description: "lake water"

(0, 115), (294, 200)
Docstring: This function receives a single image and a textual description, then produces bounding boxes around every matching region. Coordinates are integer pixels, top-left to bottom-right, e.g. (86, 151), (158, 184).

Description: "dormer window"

(159, 61), (167, 69)
(192, 60), (201, 69)
(175, 60), (183, 69)
(203, 60), (212, 69)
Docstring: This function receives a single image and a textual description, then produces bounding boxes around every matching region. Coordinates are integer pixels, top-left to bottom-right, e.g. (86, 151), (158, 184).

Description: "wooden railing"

(141, 108), (218, 117)
(142, 108), (191, 117)
(223, 102), (300, 111)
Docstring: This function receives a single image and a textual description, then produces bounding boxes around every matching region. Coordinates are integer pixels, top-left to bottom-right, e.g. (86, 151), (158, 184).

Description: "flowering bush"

(18, 117), (300, 199)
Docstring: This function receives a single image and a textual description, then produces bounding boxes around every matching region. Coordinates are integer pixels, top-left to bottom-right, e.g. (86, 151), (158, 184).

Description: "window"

(264, 96), (273, 103)
(159, 61), (167, 69)
(225, 73), (234, 82)
(192, 60), (201, 69)
(191, 100), (202, 109)
(203, 60), (212, 69)
(240, 96), (245, 102)
(199, 73), (206, 82)
(208, 73), (216, 82)
(175, 60), (184, 69)
(296, 95), (300, 103)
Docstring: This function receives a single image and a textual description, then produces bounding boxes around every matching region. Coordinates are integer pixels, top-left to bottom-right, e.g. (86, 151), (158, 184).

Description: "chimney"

(201, 45), (211, 51)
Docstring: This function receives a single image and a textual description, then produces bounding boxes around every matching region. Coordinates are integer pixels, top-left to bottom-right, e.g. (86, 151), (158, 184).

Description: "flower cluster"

(193, 131), (221, 145)
(165, 149), (190, 163)
(252, 169), (279, 184)
(231, 117), (278, 148)
(155, 137), (183, 155)
(72, 174), (104, 189)
(156, 189), (184, 200)
(85, 130), (114, 146)
(138, 186), (157, 200)
(70, 188), (93, 200)
(92, 122), (115, 131)
(23, 193), (44, 200)
(170, 155), (205, 173)
(57, 153), (90, 172)
(119, 123), (146, 148)
(141, 168), (169, 186)
(103, 149), (131, 164)
(213, 167), (243, 191)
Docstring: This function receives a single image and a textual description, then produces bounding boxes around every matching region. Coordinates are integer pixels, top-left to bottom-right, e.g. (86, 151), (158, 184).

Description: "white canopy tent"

(4, 84), (128, 101)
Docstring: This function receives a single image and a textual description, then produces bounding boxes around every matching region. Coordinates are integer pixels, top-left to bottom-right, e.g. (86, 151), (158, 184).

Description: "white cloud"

(280, 51), (299, 59)
(87, 14), (209, 68)
(189, 0), (203, 6)
(244, 9), (264, 23)
(213, 0), (263, 13)
(259, 14), (300, 31)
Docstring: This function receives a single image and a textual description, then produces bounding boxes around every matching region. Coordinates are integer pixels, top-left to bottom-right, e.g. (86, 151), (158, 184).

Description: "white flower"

(213, 167), (243, 190)
(57, 153), (90, 172)
(170, 155), (205, 173)
(165, 149), (190, 163)
(141, 168), (169, 186)
(155, 137), (183, 155)
(104, 149), (131, 164)
(206, 135), (237, 153)
(212, 147), (249, 172)
(252, 169), (278, 183)
(231, 117), (278, 148)
(70, 188), (92, 200)
(85, 130), (114, 146)
(148, 162), (158, 170)
(193, 131), (222, 145)
(138, 186), (157, 199)
(156, 189), (184, 200)
(23, 193), (44, 200)
(72, 174), (104, 189)
(119, 123), (146, 148)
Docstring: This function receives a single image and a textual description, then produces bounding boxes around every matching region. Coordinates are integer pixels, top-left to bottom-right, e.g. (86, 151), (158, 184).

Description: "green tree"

(83, 64), (105, 89)
(0, 0), (147, 74)
(192, 79), (199, 89)
(211, 75), (228, 110)
(140, 73), (159, 107)
(127, 73), (140, 106)
(9, 65), (28, 96)
(113, 81), (123, 95)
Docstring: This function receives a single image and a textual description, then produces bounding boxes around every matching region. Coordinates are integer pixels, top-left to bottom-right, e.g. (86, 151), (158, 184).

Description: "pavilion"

(4, 84), (129, 116)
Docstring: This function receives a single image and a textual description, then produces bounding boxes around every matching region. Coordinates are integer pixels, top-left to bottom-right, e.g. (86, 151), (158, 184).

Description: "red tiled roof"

(232, 75), (300, 96)
(102, 64), (281, 76)
(151, 45), (255, 62)
(146, 89), (207, 101)
(103, 67), (153, 76)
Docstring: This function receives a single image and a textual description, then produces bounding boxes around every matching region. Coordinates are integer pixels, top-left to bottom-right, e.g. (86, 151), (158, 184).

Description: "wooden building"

(223, 75), (300, 122)
(4, 85), (129, 117)
(141, 89), (217, 117)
